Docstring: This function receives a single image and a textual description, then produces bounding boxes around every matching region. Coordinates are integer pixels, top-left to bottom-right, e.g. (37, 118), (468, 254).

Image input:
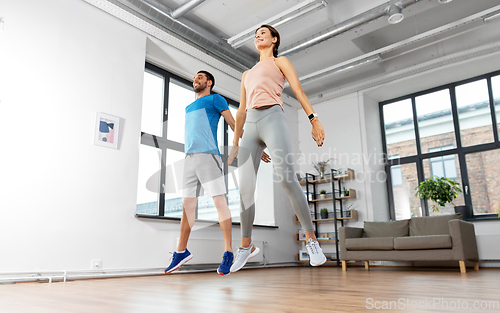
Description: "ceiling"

(109, 0), (500, 101)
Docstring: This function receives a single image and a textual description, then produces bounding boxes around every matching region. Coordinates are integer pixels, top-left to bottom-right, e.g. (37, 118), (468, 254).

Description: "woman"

(228, 25), (327, 272)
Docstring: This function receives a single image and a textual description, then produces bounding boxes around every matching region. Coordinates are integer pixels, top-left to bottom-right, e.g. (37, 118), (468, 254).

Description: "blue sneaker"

(217, 251), (234, 276)
(164, 249), (193, 274)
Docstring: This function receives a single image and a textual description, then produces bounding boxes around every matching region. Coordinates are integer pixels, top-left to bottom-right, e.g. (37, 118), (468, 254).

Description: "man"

(164, 70), (236, 276)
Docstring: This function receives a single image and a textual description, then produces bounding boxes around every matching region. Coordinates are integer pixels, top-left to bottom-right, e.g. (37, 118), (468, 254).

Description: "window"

(428, 146), (457, 179)
(491, 75), (500, 138)
(136, 144), (161, 215)
(137, 63), (238, 222)
(455, 79), (495, 147)
(383, 99), (417, 158)
(415, 89), (456, 152)
(390, 165), (403, 187)
(389, 155), (403, 187)
(390, 163), (421, 220)
(381, 71), (500, 220)
(423, 154), (464, 217)
(465, 149), (500, 216)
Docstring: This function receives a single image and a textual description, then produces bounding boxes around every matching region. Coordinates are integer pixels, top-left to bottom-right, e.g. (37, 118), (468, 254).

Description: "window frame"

(136, 62), (278, 228)
(380, 70), (500, 221)
(428, 146), (458, 179)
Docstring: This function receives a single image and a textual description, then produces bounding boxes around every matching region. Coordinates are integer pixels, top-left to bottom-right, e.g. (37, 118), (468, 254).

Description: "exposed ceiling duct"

(112, 0), (257, 71)
(171, 0), (206, 19)
(279, 0), (421, 57)
(227, 0), (327, 49)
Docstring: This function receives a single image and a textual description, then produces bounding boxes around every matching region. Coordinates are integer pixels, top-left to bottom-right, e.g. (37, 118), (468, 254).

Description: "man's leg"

(164, 197), (197, 274)
(212, 194), (232, 252)
(176, 197), (197, 251)
(165, 156), (199, 274)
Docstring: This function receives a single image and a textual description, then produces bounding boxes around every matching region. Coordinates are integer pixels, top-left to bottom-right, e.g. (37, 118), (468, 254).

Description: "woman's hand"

(228, 145), (239, 166)
(311, 119), (325, 146)
(228, 147), (271, 165)
(261, 151), (271, 163)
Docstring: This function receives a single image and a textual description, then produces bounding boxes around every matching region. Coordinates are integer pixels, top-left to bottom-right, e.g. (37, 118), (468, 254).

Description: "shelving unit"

(296, 168), (357, 266)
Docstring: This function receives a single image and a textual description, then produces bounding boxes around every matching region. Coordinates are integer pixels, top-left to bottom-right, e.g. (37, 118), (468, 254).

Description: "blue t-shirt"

(184, 94), (229, 155)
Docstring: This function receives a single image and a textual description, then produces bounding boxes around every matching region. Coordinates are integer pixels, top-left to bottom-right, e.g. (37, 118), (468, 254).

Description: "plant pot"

(454, 205), (473, 220)
(320, 212), (328, 219)
(320, 194), (326, 199)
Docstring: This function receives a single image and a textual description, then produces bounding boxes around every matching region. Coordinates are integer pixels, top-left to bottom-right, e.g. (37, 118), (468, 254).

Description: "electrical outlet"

(91, 259), (102, 269)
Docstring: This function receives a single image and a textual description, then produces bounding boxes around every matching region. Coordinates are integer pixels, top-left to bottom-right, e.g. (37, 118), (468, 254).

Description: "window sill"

(135, 214), (279, 229)
(465, 214), (500, 222)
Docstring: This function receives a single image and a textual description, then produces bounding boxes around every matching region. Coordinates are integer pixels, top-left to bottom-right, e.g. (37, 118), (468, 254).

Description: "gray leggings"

(238, 105), (314, 237)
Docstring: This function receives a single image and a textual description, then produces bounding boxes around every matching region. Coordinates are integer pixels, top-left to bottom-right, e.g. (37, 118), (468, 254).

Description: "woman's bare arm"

(275, 56), (325, 146)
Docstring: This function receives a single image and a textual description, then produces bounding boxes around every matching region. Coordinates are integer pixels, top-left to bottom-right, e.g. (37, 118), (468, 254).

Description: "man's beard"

(194, 82), (207, 93)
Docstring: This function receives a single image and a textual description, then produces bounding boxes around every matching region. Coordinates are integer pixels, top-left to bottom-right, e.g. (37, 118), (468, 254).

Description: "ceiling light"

(227, 0), (327, 49)
(287, 54), (382, 87)
(483, 10), (500, 23)
(387, 3), (404, 24)
(438, 0), (453, 4)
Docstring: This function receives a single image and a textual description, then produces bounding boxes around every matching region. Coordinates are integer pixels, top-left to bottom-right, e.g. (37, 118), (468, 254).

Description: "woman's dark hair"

(256, 24), (280, 58)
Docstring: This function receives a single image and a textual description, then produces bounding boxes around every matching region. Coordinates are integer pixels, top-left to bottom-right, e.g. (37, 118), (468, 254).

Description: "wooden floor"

(1, 266), (499, 313)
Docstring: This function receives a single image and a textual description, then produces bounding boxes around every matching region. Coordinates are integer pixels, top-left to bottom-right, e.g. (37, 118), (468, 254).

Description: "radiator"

(184, 239), (264, 264)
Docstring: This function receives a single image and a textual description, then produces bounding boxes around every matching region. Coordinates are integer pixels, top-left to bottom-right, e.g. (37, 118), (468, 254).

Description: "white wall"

(296, 48), (500, 263)
(297, 93), (367, 229)
(0, 0), (299, 274)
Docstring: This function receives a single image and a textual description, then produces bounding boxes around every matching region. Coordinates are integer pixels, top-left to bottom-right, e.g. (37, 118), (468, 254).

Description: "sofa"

(339, 213), (479, 273)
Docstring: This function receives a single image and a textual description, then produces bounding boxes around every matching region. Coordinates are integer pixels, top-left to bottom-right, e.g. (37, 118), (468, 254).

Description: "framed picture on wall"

(299, 250), (309, 261)
(94, 112), (120, 149)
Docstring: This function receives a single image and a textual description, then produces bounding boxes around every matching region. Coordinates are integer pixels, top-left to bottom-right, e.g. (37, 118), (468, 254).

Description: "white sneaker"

(306, 239), (327, 266)
(230, 243), (260, 273)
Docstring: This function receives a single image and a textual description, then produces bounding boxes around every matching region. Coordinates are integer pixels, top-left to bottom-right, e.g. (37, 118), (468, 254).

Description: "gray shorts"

(183, 153), (226, 198)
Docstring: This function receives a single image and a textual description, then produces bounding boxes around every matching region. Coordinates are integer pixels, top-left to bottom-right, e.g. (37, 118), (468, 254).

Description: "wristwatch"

(308, 112), (318, 121)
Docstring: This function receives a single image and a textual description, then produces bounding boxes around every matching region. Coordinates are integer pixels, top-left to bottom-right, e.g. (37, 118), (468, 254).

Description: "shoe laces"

(307, 240), (320, 254)
(222, 253), (232, 266)
(234, 248), (244, 262)
(234, 245), (250, 262)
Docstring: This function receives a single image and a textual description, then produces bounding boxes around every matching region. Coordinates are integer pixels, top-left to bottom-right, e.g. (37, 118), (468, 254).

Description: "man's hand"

(261, 151), (271, 163)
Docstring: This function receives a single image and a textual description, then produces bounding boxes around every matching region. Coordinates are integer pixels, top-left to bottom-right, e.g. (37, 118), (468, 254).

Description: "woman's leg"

(238, 121), (265, 244)
(230, 119), (264, 273)
(258, 108), (315, 238)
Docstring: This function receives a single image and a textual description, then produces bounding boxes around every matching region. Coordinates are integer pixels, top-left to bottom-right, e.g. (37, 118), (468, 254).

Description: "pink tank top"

(244, 57), (286, 110)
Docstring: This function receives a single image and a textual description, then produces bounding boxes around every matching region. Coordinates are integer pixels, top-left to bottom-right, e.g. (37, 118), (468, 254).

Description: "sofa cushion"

(345, 237), (394, 251)
(362, 220), (409, 238)
(409, 213), (462, 236)
(394, 235), (452, 250)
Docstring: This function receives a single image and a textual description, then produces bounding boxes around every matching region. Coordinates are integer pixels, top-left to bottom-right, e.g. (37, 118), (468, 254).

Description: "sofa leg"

(473, 262), (479, 271)
(365, 261), (370, 271)
(342, 261), (347, 271)
(459, 261), (466, 274)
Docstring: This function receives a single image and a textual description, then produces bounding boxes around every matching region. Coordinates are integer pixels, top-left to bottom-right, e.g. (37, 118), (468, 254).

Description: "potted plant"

(343, 187), (350, 197)
(319, 189), (327, 199)
(312, 158), (333, 179)
(320, 208), (328, 219)
(415, 176), (472, 219)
